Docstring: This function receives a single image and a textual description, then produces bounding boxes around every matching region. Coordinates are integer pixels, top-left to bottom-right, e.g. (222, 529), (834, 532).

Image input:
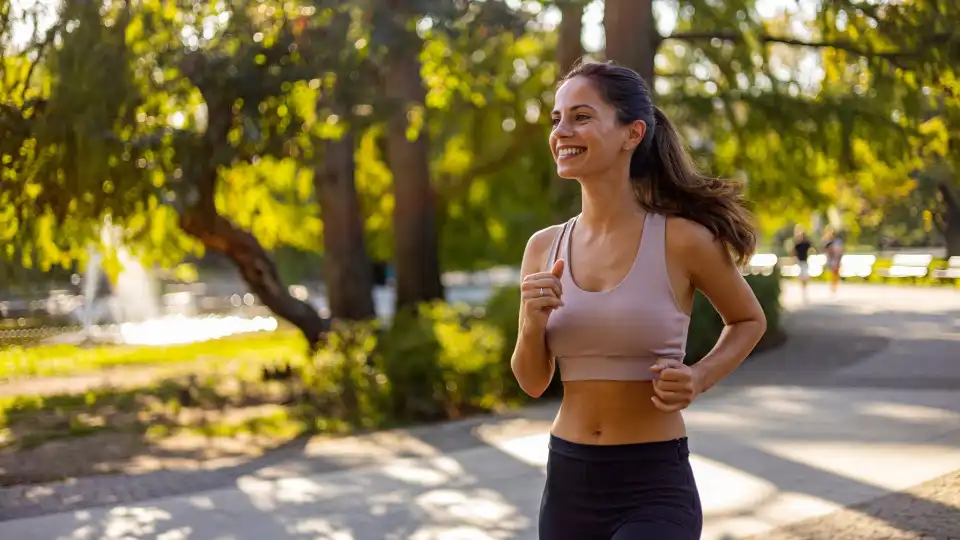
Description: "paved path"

(0, 282), (958, 539)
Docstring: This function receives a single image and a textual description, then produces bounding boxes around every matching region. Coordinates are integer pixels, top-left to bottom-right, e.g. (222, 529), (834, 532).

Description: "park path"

(0, 281), (958, 539)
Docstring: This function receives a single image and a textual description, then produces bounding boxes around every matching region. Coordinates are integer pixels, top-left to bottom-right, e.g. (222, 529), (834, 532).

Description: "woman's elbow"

(510, 362), (550, 399)
(748, 312), (768, 343)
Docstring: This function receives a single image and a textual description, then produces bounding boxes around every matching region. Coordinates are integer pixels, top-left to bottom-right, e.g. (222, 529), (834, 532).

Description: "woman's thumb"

(552, 258), (565, 277)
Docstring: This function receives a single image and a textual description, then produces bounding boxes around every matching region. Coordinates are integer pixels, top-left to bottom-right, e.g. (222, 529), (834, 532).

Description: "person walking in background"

(792, 225), (816, 301)
(822, 226), (844, 294)
(510, 60), (767, 540)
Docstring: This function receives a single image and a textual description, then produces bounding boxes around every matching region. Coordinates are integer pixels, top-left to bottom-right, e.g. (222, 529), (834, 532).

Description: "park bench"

(879, 253), (933, 279)
(931, 256), (960, 280)
(838, 254), (877, 278)
(778, 254), (826, 278)
(746, 253), (778, 276)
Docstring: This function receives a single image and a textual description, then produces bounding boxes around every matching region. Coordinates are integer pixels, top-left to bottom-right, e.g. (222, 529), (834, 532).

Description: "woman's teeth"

(558, 147), (585, 159)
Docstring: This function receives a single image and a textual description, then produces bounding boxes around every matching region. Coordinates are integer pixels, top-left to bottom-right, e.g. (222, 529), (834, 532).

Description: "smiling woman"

(511, 60), (767, 540)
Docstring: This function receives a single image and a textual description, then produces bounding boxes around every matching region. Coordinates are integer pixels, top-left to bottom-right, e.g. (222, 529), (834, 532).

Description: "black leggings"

(539, 435), (702, 540)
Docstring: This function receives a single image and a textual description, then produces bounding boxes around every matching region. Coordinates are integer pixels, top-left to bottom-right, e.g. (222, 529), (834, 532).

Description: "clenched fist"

(649, 358), (703, 412)
(520, 258), (565, 335)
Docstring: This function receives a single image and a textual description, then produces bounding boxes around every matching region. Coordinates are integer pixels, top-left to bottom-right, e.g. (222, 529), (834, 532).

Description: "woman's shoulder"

(525, 223), (567, 255)
(521, 222), (568, 271)
(664, 215), (718, 252)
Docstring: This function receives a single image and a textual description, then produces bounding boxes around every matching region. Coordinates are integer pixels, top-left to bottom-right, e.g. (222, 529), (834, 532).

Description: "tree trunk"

(939, 182), (960, 257)
(383, 31), (444, 311)
(553, 0), (587, 220)
(180, 210), (329, 350)
(314, 115), (376, 321)
(557, 0), (585, 75)
(174, 79), (329, 350)
(603, 0), (657, 84)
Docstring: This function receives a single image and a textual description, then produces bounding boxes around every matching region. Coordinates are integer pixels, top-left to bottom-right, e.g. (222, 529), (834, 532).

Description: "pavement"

(0, 281), (958, 539)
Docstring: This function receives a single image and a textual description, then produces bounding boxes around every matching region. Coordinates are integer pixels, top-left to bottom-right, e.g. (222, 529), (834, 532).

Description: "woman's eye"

(576, 114), (590, 121)
(551, 118), (560, 126)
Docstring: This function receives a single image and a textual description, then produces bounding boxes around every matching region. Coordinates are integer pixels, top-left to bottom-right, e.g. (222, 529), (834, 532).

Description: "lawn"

(0, 328), (308, 380)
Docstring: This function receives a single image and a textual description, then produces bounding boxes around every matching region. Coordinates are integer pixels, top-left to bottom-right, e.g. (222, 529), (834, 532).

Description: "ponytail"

(631, 106), (757, 266)
(561, 60), (757, 266)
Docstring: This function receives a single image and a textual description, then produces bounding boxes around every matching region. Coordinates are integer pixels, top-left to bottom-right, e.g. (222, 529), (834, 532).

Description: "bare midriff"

(550, 380), (686, 445)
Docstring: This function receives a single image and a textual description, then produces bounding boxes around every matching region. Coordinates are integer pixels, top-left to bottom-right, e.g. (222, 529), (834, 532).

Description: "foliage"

(374, 301), (507, 421)
(684, 271), (782, 364)
(646, 0), (958, 243)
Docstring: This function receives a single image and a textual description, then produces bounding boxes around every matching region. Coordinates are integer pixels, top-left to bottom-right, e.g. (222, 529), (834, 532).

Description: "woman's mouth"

(557, 147), (586, 160)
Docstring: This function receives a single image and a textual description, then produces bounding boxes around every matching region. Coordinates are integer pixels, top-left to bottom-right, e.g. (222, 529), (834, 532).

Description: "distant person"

(823, 227), (844, 294)
(511, 60), (766, 540)
(792, 225), (816, 300)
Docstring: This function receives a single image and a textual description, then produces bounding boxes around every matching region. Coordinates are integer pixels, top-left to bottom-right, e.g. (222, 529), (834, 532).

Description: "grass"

(0, 329), (309, 380)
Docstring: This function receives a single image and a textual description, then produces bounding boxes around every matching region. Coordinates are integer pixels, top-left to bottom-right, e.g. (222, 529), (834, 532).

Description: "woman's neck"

(577, 171), (644, 234)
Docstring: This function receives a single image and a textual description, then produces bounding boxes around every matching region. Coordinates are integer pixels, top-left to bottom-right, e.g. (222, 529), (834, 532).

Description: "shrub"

(313, 302), (508, 425)
(685, 270), (782, 364)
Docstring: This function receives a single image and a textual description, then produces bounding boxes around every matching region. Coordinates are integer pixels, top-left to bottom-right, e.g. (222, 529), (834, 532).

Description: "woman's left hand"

(649, 359), (702, 412)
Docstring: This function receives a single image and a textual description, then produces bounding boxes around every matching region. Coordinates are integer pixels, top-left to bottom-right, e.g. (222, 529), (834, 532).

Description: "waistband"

(548, 434), (690, 462)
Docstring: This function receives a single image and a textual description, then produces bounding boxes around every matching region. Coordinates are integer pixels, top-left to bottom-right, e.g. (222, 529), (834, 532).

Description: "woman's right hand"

(520, 258), (565, 335)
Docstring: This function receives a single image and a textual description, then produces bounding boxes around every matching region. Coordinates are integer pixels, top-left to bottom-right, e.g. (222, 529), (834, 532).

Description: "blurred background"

(0, 0), (957, 530)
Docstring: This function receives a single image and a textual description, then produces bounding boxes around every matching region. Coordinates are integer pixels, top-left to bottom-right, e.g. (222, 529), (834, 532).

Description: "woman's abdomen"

(551, 380), (687, 445)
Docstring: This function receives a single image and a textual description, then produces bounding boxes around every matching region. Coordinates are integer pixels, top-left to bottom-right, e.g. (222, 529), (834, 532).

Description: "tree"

(1, 0), (392, 349)
(595, 0), (958, 239)
(376, 2), (445, 310)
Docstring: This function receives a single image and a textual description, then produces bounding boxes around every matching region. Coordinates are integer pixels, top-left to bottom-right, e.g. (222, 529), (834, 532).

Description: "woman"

(510, 60), (767, 540)
(792, 225), (816, 301)
(822, 226), (844, 294)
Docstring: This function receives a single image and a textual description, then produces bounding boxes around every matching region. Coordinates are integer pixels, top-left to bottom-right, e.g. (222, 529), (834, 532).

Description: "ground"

(0, 281), (957, 539)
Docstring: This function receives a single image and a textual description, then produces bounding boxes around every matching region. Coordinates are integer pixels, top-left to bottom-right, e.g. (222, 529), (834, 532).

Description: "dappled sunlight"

(758, 439), (960, 493)
(381, 456), (467, 488)
(238, 474), (361, 508)
(415, 488), (529, 528)
(702, 491), (845, 540)
(858, 401), (959, 423)
(692, 455), (779, 517)
(480, 432), (549, 471)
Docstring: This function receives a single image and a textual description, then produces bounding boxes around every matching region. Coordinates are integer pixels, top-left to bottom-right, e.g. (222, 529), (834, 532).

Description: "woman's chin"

(555, 165), (583, 180)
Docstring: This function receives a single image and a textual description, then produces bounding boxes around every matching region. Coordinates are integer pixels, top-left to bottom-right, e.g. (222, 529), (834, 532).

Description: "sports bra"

(544, 212), (691, 381)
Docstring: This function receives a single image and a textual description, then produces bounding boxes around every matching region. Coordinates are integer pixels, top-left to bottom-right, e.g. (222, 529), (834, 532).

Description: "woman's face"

(549, 76), (643, 180)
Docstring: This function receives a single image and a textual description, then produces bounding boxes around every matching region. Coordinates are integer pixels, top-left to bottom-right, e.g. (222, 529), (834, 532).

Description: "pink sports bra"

(544, 212), (691, 381)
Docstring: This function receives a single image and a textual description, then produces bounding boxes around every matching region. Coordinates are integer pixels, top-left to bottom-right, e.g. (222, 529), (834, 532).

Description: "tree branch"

(661, 30), (951, 70)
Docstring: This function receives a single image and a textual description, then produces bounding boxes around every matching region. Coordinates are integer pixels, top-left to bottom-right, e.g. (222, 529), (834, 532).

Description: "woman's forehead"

(553, 77), (607, 112)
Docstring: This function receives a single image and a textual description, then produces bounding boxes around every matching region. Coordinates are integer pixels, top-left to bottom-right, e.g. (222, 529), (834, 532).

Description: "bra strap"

(543, 217), (575, 271)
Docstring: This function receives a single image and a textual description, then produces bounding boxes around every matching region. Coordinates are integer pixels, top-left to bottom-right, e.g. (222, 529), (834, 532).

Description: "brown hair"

(561, 60), (757, 265)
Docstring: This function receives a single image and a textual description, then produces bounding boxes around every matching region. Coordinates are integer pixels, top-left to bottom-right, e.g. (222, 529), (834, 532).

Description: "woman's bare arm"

(672, 219), (767, 393)
(510, 225), (563, 398)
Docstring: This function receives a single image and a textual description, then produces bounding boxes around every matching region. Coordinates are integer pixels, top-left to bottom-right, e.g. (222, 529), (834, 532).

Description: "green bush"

(685, 270), (782, 364)
(311, 302), (509, 427)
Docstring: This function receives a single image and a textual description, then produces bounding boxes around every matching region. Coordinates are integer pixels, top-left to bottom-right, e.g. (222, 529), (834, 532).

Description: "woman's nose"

(554, 119), (574, 137)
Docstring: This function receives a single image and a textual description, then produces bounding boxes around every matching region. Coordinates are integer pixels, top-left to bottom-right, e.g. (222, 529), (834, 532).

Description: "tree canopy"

(2, 0), (958, 339)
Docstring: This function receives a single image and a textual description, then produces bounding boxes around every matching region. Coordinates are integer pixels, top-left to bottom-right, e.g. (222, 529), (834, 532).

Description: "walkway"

(0, 282), (957, 539)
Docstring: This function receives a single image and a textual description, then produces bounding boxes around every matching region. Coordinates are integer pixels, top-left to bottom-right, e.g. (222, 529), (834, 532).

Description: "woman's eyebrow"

(551, 104), (599, 115)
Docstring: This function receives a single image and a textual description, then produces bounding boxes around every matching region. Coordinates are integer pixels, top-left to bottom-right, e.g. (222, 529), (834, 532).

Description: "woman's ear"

(623, 120), (647, 151)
